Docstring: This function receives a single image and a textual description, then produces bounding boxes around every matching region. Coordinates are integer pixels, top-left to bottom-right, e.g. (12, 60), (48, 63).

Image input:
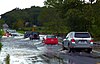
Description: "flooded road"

(0, 38), (47, 64)
(0, 37), (100, 64)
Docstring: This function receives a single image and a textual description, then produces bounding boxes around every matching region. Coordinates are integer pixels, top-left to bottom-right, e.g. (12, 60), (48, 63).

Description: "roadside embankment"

(93, 41), (100, 52)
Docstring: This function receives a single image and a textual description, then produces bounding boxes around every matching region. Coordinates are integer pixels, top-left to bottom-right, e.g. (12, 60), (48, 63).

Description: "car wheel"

(62, 41), (67, 50)
(30, 38), (32, 40)
(86, 48), (92, 53)
(67, 43), (71, 53)
(68, 46), (71, 53)
(68, 48), (71, 53)
(62, 46), (67, 50)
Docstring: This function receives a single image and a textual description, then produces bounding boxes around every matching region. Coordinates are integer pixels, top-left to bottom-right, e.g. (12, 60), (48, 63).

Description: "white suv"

(62, 32), (94, 53)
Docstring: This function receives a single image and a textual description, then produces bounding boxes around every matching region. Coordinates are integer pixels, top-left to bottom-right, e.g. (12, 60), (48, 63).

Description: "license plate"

(78, 41), (87, 44)
(51, 39), (54, 41)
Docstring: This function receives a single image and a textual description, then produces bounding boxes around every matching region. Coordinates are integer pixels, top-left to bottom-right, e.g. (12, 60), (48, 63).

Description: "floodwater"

(0, 37), (63, 64)
(0, 37), (100, 64)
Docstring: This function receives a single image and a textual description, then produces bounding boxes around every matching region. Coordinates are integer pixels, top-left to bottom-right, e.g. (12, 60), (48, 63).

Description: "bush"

(5, 54), (10, 64)
(0, 42), (2, 51)
(0, 30), (3, 38)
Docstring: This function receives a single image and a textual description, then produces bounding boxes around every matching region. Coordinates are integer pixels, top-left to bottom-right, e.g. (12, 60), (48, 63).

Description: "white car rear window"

(75, 33), (90, 38)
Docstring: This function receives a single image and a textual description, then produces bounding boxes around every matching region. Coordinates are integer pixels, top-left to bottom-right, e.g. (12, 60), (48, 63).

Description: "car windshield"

(12, 34), (18, 36)
(47, 35), (56, 38)
(31, 32), (39, 35)
(10, 31), (16, 33)
(8, 30), (16, 33)
(75, 33), (90, 38)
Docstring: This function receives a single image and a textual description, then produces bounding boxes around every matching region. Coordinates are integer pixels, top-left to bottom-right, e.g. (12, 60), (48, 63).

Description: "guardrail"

(94, 42), (100, 47)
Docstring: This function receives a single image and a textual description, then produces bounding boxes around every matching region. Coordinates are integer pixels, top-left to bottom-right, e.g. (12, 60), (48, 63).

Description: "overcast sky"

(0, 0), (45, 15)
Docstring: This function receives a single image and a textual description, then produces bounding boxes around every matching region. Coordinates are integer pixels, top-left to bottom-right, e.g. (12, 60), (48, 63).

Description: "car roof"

(70, 32), (89, 33)
(47, 35), (54, 36)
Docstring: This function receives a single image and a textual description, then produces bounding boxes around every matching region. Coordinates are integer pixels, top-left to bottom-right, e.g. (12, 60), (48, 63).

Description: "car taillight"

(90, 40), (94, 44)
(71, 39), (75, 42)
(71, 39), (75, 44)
(90, 40), (94, 42)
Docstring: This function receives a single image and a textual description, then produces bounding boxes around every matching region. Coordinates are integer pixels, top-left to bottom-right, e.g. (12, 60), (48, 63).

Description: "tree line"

(0, 0), (100, 38)
(0, 6), (42, 30)
(40, 0), (100, 37)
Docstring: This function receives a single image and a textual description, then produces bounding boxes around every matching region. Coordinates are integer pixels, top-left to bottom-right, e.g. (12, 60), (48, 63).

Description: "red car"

(42, 35), (58, 45)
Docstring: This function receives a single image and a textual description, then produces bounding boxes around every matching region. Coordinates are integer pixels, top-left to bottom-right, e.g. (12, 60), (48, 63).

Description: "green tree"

(1, 6), (42, 29)
(0, 19), (5, 28)
(14, 19), (24, 30)
(38, 7), (56, 24)
(38, 7), (68, 33)
(44, 0), (83, 18)
(44, 0), (99, 33)
(82, 4), (94, 31)
(65, 9), (88, 31)
(44, 0), (86, 31)
(0, 29), (3, 39)
(90, 0), (100, 37)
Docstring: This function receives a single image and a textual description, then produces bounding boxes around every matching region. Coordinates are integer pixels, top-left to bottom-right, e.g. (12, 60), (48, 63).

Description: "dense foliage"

(0, 30), (3, 39)
(44, 0), (100, 37)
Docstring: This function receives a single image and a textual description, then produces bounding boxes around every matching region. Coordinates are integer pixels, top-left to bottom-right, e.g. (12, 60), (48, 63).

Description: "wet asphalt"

(0, 37), (100, 64)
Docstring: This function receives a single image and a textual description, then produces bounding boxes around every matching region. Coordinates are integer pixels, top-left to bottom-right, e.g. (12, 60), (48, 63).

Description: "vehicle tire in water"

(86, 48), (92, 53)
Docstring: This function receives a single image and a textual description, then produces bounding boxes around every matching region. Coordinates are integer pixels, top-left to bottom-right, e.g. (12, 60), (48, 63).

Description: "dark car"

(29, 32), (40, 40)
(24, 31), (31, 38)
